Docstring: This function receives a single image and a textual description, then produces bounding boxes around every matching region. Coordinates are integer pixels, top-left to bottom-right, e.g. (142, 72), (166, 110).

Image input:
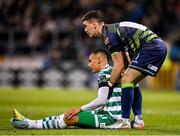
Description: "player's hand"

(108, 81), (113, 87)
(120, 69), (126, 77)
(64, 108), (81, 120)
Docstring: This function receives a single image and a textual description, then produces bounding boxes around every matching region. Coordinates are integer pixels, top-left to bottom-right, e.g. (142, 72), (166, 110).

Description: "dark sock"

(132, 84), (142, 116)
(121, 83), (134, 119)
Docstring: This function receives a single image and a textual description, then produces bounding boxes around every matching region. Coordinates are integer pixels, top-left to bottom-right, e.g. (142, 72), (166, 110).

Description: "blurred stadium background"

(0, 0), (180, 135)
(0, 0), (179, 90)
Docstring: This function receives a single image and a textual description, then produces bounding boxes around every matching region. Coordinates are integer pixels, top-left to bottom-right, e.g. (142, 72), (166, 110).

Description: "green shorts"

(78, 110), (117, 128)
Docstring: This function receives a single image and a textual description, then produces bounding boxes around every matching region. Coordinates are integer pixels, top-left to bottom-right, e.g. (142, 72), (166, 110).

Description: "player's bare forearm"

(124, 51), (131, 66)
(120, 51), (131, 77)
(110, 64), (124, 84)
(109, 52), (125, 84)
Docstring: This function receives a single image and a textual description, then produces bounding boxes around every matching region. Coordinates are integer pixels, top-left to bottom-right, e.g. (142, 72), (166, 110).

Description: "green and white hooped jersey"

(97, 65), (122, 120)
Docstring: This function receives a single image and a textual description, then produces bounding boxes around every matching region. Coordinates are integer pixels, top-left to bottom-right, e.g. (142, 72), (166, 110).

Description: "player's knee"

(64, 115), (78, 126)
(63, 116), (72, 123)
(63, 116), (68, 122)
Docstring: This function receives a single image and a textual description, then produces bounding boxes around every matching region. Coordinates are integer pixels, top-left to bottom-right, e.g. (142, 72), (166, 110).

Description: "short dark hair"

(82, 10), (105, 22)
(92, 49), (109, 58)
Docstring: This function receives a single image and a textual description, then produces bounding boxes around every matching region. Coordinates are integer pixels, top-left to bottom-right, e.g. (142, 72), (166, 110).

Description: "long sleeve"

(81, 86), (109, 111)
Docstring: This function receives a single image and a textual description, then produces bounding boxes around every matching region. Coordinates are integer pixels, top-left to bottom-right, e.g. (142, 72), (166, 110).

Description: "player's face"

(88, 54), (101, 73)
(83, 20), (98, 37)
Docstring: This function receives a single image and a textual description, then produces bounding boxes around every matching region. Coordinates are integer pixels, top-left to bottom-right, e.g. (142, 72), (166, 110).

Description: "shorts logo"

(148, 64), (158, 72)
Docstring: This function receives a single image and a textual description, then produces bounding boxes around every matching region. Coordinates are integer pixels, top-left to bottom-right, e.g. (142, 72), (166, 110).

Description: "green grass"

(0, 87), (180, 135)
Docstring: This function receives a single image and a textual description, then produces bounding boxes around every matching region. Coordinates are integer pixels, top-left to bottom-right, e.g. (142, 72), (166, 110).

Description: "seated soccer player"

(11, 49), (126, 129)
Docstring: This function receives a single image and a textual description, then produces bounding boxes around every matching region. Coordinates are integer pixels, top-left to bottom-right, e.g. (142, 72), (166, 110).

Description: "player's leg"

(120, 68), (145, 124)
(133, 84), (142, 116)
(11, 109), (122, 129)
(42, 114), (67, 129)
(11, 109), (68, 129)
(124, 75), (145, 129)
(64, 115), (78, 126)
(132, 83), (144, 129)
(11, 109), (113, 129)
(120, 38), (167, 127)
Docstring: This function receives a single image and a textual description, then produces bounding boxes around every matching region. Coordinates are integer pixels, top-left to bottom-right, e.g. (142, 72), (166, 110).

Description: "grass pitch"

(0, 87), (180, 135)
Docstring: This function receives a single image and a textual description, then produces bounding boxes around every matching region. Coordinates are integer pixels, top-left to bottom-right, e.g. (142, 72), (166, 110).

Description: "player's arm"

(64, 86), (109, 119)
(120, 51), (131, 77)
(124, 51), (131, 67)
(81, 86), (109, 110)
(106, 32), (126, 86)
(108, 51), (125, 86)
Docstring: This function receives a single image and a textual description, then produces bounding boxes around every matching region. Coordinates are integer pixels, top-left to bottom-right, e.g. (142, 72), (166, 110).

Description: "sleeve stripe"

(109, 46), (123, 54)
(111, 52), (119, 56)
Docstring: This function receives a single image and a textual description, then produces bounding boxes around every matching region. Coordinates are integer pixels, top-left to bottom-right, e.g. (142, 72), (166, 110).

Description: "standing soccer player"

(11, 49), (126, 129)
(82, 10), (167, 129)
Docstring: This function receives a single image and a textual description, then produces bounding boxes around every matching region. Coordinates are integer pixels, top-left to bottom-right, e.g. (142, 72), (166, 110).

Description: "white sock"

(27, 119), (43, 129)
(135, 115), (142, 121)
(42, 114), (67, 129)
(122, 118), (130, 122)
(57, 114), (67, 128)
(26, 114), (67, 129)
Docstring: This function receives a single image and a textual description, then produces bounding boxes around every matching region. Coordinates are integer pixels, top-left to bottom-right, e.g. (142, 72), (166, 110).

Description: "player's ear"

(98, 58), (101, 64)
(93, 23), (96, 29)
